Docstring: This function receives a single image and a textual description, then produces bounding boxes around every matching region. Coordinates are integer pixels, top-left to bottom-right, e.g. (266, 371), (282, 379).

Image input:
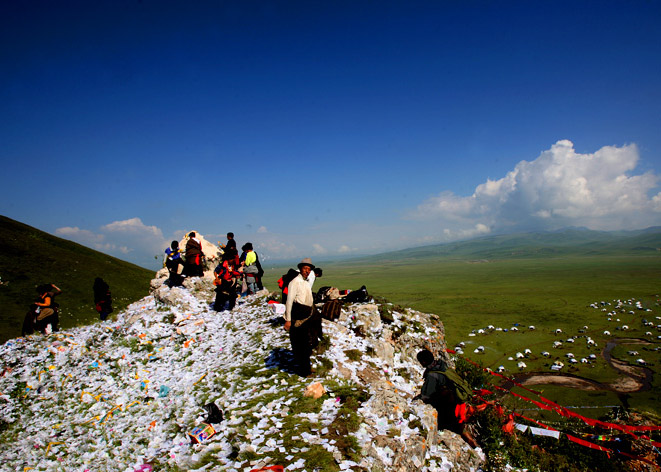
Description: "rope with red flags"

(446, 349), (661, 468)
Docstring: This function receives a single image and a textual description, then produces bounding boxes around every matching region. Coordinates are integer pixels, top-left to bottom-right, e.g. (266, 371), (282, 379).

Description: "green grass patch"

(266, 252), (661, 419)
(0, 215), (153, 343)
(344, 349), (363, 361)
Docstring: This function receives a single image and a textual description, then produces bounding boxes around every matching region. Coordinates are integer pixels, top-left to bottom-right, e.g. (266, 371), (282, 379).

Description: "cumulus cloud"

(55, 226), (105, 244)
(101, 217), (163, 237)
(257, 226), (268, 233)
(312, 243), (327, 255)
(55, 217), (168, 268)
(411, 140), (661, 234)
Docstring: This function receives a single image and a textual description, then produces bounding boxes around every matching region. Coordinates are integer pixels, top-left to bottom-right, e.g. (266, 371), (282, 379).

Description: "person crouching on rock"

(414, 349), (479, 448)
(213, 257), (240, 312)
(34, 283), (62, 334)
(284, 258), (318, 377)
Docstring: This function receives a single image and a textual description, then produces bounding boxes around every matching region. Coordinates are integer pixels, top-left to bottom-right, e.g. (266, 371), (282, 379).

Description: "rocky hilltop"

(0, 272), (484, 471)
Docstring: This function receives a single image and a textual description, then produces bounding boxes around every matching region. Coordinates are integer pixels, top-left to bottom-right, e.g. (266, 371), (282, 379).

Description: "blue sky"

(2, 1), (660, 269)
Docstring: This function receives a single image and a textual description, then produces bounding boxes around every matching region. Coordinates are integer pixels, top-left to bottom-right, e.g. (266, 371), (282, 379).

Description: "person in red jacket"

(213, 259), (241, 311)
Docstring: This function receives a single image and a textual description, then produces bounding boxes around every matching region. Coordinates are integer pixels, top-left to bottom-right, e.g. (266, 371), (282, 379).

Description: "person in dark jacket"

(222, 239), (239, 266)
(164, 240), (184, 286)
(184, 232), (204, 277)
(278, 269), (299, 305)
(415, 349), (478, 448)
(93, 278), (113, 320)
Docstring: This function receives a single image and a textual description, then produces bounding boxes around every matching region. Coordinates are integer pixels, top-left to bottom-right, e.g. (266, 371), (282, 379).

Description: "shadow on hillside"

(265, 347), (298, 375)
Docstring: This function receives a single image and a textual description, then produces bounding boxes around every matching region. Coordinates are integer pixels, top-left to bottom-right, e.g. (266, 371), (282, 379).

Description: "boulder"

(347, 303), (382, 332)
(152, 286), (191, 310)
(371, 339), (395, 366)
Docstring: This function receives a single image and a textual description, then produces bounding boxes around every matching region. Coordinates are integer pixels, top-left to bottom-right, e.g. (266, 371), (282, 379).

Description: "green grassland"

(0, 215), (154, 343)
(264, 231), (661, 419)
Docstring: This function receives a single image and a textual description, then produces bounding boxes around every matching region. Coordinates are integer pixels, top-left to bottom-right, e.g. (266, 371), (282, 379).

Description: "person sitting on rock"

(414, 349), (479, 448)
(34, 283), (62, 334)
(164, 240), (184, 286)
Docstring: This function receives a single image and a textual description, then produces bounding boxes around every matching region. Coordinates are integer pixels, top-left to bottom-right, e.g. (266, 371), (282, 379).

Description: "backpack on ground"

(343, 285), (369, 303)
(321, 299), (342, 321)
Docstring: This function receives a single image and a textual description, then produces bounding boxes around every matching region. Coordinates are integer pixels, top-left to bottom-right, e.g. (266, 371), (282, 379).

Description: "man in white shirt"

(284, 258), (316, 376)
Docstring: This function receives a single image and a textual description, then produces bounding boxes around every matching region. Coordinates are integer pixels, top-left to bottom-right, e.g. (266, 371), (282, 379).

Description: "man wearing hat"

(284, 258), (317, 377)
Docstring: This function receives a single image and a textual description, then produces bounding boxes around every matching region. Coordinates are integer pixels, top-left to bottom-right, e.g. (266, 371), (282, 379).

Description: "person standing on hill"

(184, 232), (204, 277)
(93, 277), (113, 321)
(278, 268), (299, 305)
(241, 243), (259, 295)
(223, 239), (239, 266)
(255, 249), (265, 291)
(284, 258), (319, 377)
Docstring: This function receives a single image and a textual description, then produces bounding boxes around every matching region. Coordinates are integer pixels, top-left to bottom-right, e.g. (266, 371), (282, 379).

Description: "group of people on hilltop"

(212, 233), (265, 310)
(163, 231), (265, 310)
(19, 237), (480, 450)
(163, 231), (204, 283)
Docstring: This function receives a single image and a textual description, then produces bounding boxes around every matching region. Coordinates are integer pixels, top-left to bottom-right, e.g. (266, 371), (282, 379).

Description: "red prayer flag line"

(448, 350), (661, 433)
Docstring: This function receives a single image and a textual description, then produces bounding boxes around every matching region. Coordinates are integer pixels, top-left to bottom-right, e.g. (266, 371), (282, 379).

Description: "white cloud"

(338, 245), (353, 254)
(55, 227), (105, 244)
(411, 140), (661, 234)
(257, 226), (268, 233)
(55, 217), (168, 268)
(101, 217), (163, 237)
(312, 243), (327, 255)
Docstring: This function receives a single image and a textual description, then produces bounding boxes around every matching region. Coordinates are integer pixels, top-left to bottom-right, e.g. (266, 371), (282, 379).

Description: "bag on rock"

(321, 299), (342, 321)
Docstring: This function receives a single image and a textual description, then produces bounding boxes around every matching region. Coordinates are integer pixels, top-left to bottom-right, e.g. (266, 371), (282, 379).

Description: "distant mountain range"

(351, 227), (661, 263)
(0, 215), (154, 343)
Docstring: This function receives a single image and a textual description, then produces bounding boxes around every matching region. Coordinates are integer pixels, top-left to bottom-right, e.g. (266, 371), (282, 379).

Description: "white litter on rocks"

(0, 277), (480, 471)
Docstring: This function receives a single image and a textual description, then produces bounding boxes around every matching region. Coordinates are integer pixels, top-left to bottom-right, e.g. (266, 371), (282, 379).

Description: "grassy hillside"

(263, 229), (661, 418)
(0, 215), (154, 343)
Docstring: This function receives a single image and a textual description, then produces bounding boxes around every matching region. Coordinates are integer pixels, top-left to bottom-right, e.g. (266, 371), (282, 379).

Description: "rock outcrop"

(0, 273), (483, 472)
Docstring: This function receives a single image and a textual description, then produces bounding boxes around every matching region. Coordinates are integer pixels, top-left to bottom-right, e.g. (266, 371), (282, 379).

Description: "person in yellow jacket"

(241, 242), (259, 294)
